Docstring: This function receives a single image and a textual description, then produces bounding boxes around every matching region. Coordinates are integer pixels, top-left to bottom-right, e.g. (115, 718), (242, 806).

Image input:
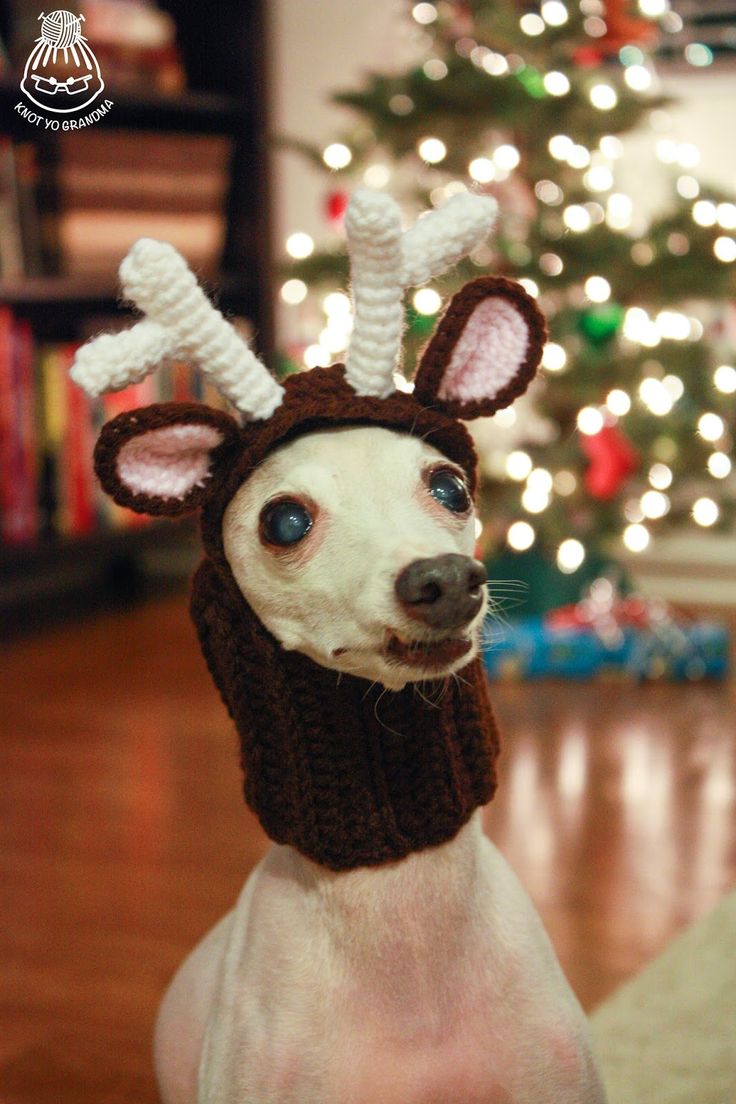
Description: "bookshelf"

(0, 0), (272, 635)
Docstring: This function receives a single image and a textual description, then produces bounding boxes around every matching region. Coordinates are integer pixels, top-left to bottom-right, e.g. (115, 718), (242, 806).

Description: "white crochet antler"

(71, 239), (284, 420)
(344, 189), (497, 398)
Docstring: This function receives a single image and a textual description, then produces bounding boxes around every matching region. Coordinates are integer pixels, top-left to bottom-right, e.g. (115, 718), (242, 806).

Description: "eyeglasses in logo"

(20, 10), (105, 114)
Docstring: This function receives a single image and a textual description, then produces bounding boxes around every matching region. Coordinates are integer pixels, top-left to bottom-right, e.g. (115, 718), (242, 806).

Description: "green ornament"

(577, 303), (624, 347)
(406, 304), (437, 337)
(515, 65), (546, 99)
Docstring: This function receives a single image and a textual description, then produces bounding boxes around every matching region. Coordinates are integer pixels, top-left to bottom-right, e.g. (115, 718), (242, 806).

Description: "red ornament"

(574, 0), (657, 63)
(325, 189), (348, 227)
(581, 424), (638, 500)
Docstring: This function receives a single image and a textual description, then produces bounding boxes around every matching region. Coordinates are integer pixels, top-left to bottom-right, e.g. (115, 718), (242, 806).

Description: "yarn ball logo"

(20, 11), (104, 114)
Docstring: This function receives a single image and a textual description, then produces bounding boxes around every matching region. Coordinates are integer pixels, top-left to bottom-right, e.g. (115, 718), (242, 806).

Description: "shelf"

(0, 519), (199, 637)
(1, 80), (247, 136)
(1, 274), (260, 340)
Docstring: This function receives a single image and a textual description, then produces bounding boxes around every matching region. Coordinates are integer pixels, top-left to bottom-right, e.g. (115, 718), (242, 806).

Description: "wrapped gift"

(483, 579), (729, 681)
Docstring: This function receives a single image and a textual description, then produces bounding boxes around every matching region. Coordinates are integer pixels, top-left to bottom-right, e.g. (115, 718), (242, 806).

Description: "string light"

(423, 58), (448, 80)
(508, 520), (536, 550)
(590, 84), (618, 110)
(303, 344), (331, 368)
(714, 364), (736, 393)
(280, 278), (307, 305)
(542, 342), (567, 371)
(522, 485), (550, 513)
(549, 134), (573, 160)
(692, 200), (717, 226)
(676, 175), (699, 199)
(494, 144), (520, 170)
(717, 203), (736, 229)
(322, 143), (352, 170)
(599, 135), (624, 159)
(482, 52), (510, 76)
(584, 16), (607, 36)
(564, 204), (592, 232)
(557, 539), (585, 573)
(714, 236), (736, 263)
(641, 490), (670, 518)
(412, 2), (438, 24)
(520, 13), (545, 35)
(413, 287), (442, 314)
(539, 252), (564, 275)
(286, 232), (314, 259)
(323, 291), (351, 317)
(708, 452), (731, 479)
(623, 523), (650, 552)
(649, 463), (673, 489)
(655, 310), (690, 340)
(568, 144), (592, 169)
(692, 497), (719, 527)
(363, 163), (391, 188)
(638, 0), (669, 16)
(584, 166), (614, 192)
(606, 193), (633, 229)
(544, 71), (571, 96)
(469, 157), (496, 183)
(685, 43), (713, 67)
(677, 143), (700, 169)
(554, 470), (577, 495)
(541, 1), (569, 25)
(698, 413), (725, 442)
(624, 65), (653, 91)
(528, 468), (554, 494)
(639, 377), (673, 415)
(506, 451), (533, 480)
(577, 406), (604, 435)
(624, 306), (658, 346)
(536, 180), (564, 205)
(663, 375), (684, 401)
(417, 137), (447, 163)
(389, 94), (414, 115)
(585, 275), (611, 302)
(606, 389), (631, 416)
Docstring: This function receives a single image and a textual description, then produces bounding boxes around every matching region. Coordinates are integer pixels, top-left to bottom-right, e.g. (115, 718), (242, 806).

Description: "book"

(0, 310), (39, 544)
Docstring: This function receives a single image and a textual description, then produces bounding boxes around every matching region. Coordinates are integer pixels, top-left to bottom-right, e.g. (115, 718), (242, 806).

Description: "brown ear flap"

(413, 276), (547, 420)
(94, 402), (241, 517)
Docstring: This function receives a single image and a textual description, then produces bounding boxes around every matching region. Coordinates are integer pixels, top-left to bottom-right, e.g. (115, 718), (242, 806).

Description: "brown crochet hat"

(71, 192), (547, 870)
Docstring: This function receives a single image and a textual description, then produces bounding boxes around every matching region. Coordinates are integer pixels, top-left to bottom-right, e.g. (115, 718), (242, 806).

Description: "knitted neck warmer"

(191, 554), (499, 872)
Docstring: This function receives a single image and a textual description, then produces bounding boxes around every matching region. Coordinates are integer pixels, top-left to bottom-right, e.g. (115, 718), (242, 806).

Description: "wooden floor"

(1, 595), (735, 1103)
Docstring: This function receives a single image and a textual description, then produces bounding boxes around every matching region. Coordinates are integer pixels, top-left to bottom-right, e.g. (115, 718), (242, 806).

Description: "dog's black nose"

(395, 554), (486, 630)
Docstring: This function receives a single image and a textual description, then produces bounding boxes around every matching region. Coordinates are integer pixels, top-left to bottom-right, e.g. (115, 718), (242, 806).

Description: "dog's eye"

(429, 469), (471, 514)
(260, 500), (313, 546)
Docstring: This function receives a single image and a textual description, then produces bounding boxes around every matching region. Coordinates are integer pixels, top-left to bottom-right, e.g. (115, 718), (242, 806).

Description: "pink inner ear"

(438, 297), (530, 404)
(117, 423), (225, 501)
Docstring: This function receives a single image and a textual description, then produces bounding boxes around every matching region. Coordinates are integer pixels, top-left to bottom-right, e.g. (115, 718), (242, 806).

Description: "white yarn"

(399, 193), (497, 287)
(344, 190), (404, 399)
(344, 190), (497, 398)
(71, 239), (284, 420)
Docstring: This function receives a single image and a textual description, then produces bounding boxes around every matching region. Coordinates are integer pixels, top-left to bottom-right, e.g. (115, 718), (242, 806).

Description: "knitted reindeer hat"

(72, 190), (546, 871)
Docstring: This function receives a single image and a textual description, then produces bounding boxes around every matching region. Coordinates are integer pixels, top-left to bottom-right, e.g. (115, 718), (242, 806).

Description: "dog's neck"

(192, 558), (500, 872)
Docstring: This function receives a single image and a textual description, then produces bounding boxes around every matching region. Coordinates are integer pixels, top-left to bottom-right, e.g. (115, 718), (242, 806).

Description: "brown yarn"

(191, 554), (499, 872)
(414, 276), (547, 420)
(91, 276), (548, 871)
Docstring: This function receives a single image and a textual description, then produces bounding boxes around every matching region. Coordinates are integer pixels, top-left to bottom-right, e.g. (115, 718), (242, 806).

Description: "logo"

(17, 11), (113, 130)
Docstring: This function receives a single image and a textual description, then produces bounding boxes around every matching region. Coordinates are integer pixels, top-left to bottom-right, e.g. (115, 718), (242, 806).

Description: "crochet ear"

(94, 403), (241, 517)
(413, 276), (547, 420)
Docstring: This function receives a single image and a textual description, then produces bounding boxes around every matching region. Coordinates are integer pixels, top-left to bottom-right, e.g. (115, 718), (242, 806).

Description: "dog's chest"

(199, 821), (601, 1104)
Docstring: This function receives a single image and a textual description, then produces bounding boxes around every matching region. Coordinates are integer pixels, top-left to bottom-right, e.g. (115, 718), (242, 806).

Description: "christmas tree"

(279, 0), (735, 584)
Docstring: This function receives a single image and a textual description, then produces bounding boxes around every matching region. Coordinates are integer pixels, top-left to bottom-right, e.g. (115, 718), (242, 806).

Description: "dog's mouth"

(383, 631), (474, 670)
